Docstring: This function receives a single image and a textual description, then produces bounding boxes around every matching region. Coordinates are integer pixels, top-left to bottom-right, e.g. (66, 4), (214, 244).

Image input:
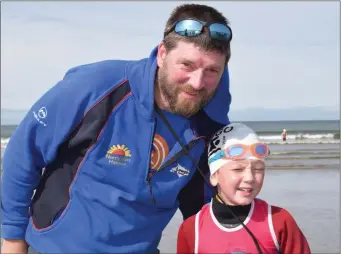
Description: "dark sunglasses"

(164, 18), (232, 42)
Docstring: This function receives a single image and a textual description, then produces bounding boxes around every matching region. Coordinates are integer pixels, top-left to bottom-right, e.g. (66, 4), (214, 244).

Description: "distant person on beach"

(282, 128), (287, 141)
(1, 4), (233, 254)
(177, 123), (311, 254)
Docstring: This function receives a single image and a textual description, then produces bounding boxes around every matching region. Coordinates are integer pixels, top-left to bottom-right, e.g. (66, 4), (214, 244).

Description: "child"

(177, 123), (311, 254)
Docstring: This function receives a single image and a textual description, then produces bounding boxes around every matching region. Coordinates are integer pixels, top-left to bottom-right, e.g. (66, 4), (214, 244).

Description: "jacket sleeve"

(272, 206), (311, 254)
(178, 110), (227, 220)
(1, 62), (122, 240)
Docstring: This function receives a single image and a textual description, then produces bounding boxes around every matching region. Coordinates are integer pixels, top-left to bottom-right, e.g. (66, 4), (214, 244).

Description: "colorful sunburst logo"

(107, 145), (131, 157)
(106, 144), (132, 166)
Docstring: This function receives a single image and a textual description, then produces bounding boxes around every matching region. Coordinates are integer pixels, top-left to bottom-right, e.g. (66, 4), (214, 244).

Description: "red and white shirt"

(177, 198), (311, 254)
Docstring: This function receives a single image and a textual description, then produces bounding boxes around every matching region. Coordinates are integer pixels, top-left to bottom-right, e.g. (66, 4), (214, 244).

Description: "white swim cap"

(208, 123), (265, 176)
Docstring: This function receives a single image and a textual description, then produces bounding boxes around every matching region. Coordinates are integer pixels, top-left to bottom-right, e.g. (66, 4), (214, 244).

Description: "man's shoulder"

(59, 59), (141, 97)
(40, 59), (136, 108)
(64, 59), (132, 81)
(63, 58), (151, 90)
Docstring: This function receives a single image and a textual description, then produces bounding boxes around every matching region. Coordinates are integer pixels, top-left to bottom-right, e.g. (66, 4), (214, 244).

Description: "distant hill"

(1, 106), (339, 125)
(228, 106), (339, 121)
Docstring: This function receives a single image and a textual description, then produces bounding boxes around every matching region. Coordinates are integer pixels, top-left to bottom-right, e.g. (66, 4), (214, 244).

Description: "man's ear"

(157, 42), (167, 68)
(210, 172), (218, 187)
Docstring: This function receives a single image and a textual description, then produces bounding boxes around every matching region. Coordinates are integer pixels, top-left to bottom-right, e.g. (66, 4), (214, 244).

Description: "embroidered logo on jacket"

(170, 164), (190, 177)
(33, 106), (48, 127)
(150, 134), (169, 171)
(106, 144), (131, 165)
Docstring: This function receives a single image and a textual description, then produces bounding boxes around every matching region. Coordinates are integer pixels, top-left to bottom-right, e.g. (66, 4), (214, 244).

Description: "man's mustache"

(180, 85), (206, 96)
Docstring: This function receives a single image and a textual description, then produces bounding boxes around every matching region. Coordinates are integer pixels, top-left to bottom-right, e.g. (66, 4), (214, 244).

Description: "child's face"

(210, 159), (265, 206)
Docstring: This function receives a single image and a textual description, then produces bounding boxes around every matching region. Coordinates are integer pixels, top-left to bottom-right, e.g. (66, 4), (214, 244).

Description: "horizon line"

(1, 106), (339, 112)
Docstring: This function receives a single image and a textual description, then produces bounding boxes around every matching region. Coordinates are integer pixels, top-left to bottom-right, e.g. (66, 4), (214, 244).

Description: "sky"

(1, 1), (340, 117)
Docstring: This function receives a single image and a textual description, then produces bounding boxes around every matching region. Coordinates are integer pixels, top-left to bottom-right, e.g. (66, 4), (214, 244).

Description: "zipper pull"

(146, 173), (156, 204)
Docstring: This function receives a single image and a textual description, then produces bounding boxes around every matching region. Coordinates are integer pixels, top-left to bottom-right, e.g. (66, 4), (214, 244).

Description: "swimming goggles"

(208, 143), (269, 164)
(164, 18), (232, 42)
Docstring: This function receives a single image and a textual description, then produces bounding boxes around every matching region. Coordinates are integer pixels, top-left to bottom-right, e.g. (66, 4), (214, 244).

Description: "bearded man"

(1, 3), (233, 254)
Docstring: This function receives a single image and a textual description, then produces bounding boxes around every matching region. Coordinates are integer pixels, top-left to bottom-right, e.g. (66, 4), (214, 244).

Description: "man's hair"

(163, 4), (231, 63)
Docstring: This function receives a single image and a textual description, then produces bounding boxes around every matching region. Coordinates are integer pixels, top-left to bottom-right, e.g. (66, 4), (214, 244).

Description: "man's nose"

(188, 70), (205, 90)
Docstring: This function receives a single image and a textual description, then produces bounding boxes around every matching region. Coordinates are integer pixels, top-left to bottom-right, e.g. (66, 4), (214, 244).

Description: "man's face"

(156, 41), (226, 117)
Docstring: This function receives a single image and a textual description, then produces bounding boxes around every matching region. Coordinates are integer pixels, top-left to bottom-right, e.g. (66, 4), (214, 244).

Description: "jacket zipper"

(146, 172), (156, 204)
(145, 139), (198, 205)
(146, 118), (157, 204)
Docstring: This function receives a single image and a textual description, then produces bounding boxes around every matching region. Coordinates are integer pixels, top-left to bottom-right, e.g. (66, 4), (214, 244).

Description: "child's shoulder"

(183, 213), (197, 225)
(256, 199), (296, 222)
(268, 203), (302, 230)
(180, 204), (209, 230)
(270, 204), (295, 219)
(265, 203), (311, 254)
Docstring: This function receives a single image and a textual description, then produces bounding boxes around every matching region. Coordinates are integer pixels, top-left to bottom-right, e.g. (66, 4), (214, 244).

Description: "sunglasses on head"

(209, 143), (269, 164)
(164, 18), (232, 42)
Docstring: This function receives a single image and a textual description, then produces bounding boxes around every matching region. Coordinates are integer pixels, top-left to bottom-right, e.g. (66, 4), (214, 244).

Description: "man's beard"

(156, 68), (217, 118)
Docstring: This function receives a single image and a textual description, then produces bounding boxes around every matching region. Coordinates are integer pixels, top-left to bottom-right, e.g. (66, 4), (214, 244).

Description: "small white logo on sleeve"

(33, 107), (48, 126)
(170, 164), (190, 177)
(37, 107), (47, 119)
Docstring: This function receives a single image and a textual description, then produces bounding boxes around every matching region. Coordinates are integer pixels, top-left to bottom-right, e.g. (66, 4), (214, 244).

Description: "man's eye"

(205, 68), (219, 76)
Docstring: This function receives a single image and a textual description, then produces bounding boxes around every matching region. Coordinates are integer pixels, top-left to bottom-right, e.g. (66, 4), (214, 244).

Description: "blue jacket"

(1, 46), (231, 253)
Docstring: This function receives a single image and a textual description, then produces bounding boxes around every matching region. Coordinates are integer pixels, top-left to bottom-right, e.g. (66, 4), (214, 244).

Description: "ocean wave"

(267, 164), (340, 170)
(1, 138), (10, 149)
(264, 140), (340, 145)
(258, 132), (339, 144)
(270, 151), (340, 156)
(1, 133), (340, 151)
(267, 155), (340, 160)
(259, 133), (337, 141)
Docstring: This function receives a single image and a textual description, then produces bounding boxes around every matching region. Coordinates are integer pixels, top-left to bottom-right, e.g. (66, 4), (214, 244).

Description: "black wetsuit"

(212, 197), (251, 228)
